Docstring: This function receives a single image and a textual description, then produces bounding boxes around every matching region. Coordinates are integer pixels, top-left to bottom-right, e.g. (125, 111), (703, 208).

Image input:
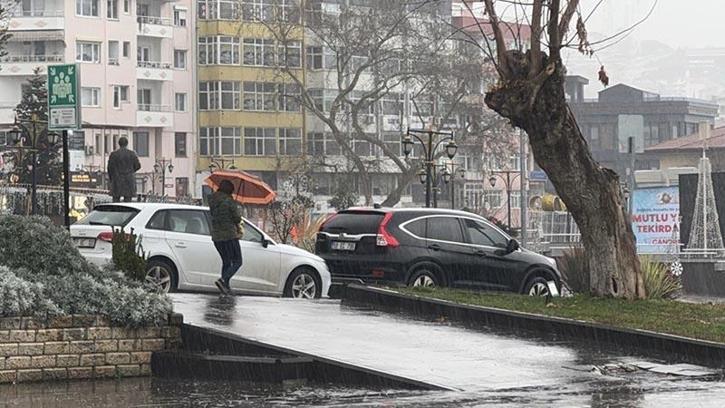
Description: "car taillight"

(97, 232), (114, 242)
(376, 213), (399, 248)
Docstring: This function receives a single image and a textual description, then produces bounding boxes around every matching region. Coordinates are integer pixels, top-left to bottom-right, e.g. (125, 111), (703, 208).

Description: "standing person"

(107, 136), (141, 202)
(209, 180), (243, 295)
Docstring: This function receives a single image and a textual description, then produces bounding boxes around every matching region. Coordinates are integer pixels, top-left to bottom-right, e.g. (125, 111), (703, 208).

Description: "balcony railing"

(137, 61), (172, 69)
(12, 10), (64, 17)
(137, 16), (172, 26)
(0, 55), (63, 63)
(108, 58), (120, 66)
(138, 104), (171, 112)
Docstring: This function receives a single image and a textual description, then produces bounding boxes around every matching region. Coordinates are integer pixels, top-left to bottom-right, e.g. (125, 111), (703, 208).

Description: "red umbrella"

(204, 170), (276, 205)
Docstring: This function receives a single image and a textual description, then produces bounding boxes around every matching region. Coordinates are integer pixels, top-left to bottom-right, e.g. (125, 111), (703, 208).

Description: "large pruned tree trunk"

(484, 52), (644, 298)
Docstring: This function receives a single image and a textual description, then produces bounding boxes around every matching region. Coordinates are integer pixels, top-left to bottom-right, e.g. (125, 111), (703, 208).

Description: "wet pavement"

(165, 293), (725, 407)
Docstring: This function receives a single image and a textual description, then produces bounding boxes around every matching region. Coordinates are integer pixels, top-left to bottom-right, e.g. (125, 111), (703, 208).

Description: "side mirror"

(506, 239), (520, 254)
(261, 238), (270, 248)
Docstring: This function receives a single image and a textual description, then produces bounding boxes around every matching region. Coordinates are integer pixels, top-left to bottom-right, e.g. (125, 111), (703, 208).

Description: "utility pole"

(520, 131), (528, 246)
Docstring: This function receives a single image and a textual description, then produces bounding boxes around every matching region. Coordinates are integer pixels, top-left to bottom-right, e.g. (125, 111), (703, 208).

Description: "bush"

(112, 227), (147, 282)
(560, 246), (589, 294)
(0, 215), (172, 327)
(641, 256), (682, 299)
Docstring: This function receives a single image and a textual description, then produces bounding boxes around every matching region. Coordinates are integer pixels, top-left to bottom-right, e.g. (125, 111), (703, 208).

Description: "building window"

(175, 132), (187, 157)
(279, 128), (301, 156)
(107, 0), (118, 19)
(279, 83), (300, 112)
(199, 81), (241, 110)
(76, 0), (99, 17)
(133, 132), (150, 157)
(122, 41), (130, 58)
(81, 87), (100, 107)
(198, 36), (240, 65)
(174, 8), (187, 26)
(123, 0), (129, 13)
(242, 38), (275, 66)
(484, 190), (502, 209)
(644, 124), (660, 147)
(278, 41), (301, 68)
(108, 41), (119, 65)
(383, 133), (401, 156)
(113, 85), (129, 108)
(221, 127), (242, 155)
(243, 82), (277, 112)
(199, 127), (217, 156)
(307, 132), (340, 156)
(353, 139), (372, 157)
(174, 50), (187, 69)
(244, 127), (276, 156)
(200, 127), (241, 156)
(306, 46), (336, 70)
(198, 0), (239, 20)
(76, 41), (101, 63)
(175, 93), (187, 112)
(241, 0), (299, 23)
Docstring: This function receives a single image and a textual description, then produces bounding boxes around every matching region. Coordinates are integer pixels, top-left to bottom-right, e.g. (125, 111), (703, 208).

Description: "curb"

(340, 285), (725, 369)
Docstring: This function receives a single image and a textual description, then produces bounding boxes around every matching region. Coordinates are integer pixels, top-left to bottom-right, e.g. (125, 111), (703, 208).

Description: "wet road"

(168, 293), (725, 407)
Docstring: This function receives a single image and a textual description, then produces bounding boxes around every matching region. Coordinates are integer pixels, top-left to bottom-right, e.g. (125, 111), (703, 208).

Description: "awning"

(8, 30), (64, 42)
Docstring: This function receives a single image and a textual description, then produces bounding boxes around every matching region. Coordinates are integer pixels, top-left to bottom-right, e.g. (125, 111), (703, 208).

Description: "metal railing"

(108, 58), (120, 66)
(137, 16), (172, 26)
(12, 10), (64, 17)
(0, 55), (63, 63)
(137, 104), (172, 112)
(137, 61), (172, 69)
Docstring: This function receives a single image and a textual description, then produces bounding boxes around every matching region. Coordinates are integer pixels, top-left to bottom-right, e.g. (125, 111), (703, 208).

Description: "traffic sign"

(48, 64), (81, 130)
(529, 170), (548, 181)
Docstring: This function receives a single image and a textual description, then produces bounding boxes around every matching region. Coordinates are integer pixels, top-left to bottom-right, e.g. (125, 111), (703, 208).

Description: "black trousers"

(213, 239), (243, 285)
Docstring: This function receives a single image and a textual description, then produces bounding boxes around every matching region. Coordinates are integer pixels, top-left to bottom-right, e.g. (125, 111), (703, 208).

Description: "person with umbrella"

(209, 180), (243, 295)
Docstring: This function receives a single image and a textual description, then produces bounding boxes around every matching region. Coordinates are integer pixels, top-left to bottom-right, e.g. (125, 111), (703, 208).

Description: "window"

(174, 50), (187, 69)
(279, 128), (301, 156)
(175, 132), (187, 157)
(242, 38), (274, 66)
(122, 41), (130, 58)
(199, 127), (241, 156)
(241, 0), (299, 23)
(405, 219), (427, 238)
(175, 93), (187, 111)
(484, 190), (502, 208)
(464, 219), (508, 248)
(199, 127), (218, 156)
(199, 81), (240, 110)
(108, 41), (119, 65)
(123, 0), (129, 13)
(198, 36), (240, 65)
(510, 191), (521, 209)
(107, 0), (118, 18)
(278, 41), (301, 68)
(137, 46), (150, 63)
(279, 83), (300, 112)
(426, 217), (463, 243)
(353, 139), (372, 157)
(81, 87), (100, 107)
(589, 125), (600, 149)
(644, 124), (660, 147)
(76, 0), (99, 17)
(76, 41), (101, 63)
(174, 8), (187, 26)
(113, 85), (129, 108)
(243, 82), (277, 111)
(244, 127), (276, 156)
(382, 94), (402, 116)
(242, 221), (264, 243)
(220, 127), (242, 155)
(306, 46), (336, 70)
(133, 132), (149, 157)
(166, 210), (211, 235)
(307, 132), (340, 156)
(383, 133), (401, 156)
(219, 36), (240, 64)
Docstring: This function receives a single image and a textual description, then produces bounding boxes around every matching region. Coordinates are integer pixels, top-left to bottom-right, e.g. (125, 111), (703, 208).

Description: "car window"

(146, 211), (167, 230)
(242, 221), (264, 242)
(321, 212), (384, 234)
(166, 210), (211, 236)
(75, 205), (139, 227)
(465, 219), (508, 248)
(405, 218), (427, 238)
(426, 217), (463, 243)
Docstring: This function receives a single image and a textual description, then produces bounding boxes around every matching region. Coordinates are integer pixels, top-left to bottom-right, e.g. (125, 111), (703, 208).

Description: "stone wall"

(0, 314), (182, 384)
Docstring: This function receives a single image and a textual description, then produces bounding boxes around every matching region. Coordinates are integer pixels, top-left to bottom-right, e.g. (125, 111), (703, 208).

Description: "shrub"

(0, 215), (172, 326)
(559, 246), (589, 294)
(295, 214), (329, 253)
(641, 256), (682, 299)
(112, 227), (147, 282)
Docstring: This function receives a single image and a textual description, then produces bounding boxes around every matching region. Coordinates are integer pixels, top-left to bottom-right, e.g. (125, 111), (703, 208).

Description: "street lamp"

(208, 157), (238, 173)
(488, 170), (521, 230)
(442, 163), (466, 209)
(402, 128), (456, 208)
(154, 159), (173, 197)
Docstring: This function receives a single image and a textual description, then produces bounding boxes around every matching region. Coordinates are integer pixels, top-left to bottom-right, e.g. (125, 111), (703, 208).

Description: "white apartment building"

(0, 0), (196, 198)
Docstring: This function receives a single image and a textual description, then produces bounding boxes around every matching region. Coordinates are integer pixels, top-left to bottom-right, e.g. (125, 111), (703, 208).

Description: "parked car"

(316, 208), (562, 296)
(71, 203), (331, 298)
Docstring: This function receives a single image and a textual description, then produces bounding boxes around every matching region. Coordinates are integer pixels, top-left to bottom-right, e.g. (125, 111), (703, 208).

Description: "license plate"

(331, 241), (356, 251)
(74, 238), (96, 248)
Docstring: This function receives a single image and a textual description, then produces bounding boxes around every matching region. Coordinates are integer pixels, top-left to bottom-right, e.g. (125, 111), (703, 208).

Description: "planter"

(681, 259), (725, 297)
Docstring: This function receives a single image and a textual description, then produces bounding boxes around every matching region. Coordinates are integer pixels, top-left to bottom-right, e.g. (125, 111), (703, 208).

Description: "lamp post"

(441, 162), (466, 209)
(8, 113), (61, 217)
(153, 159), (173, 197)
(208, 157), (237, 173)
(402, 128), (457, 208)
(488, 170), (521, 230)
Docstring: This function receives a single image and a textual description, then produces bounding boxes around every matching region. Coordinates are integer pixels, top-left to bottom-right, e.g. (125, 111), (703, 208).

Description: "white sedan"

(70, 203), (331, 298)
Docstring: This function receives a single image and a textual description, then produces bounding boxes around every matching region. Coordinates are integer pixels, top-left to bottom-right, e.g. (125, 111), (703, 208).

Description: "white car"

(70, 203), (331, 298)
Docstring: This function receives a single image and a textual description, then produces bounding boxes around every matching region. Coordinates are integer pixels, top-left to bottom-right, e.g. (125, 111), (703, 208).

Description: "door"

(232, 221), (280, 293)
(137, 47), (150, 63)
(137, 88), (151, 110)
(423, 216), (469, 286)
(161, 209), (219, 286)
(462, 218), (518, 291)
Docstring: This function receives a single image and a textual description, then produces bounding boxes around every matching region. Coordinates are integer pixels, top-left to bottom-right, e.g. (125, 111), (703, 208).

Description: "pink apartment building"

(0, 0), (196, 198)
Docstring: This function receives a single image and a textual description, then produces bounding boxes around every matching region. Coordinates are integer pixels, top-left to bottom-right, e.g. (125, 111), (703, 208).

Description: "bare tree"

(458, 1), (649, 298)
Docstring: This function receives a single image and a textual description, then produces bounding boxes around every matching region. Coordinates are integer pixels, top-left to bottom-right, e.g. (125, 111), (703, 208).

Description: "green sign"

(48, 64), (81, 130)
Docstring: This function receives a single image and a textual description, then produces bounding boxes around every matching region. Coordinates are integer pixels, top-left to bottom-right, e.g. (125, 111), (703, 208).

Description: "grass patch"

(397, 287), (725, 344)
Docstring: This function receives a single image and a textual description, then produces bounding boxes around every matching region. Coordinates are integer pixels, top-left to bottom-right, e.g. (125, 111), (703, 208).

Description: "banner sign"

(631, 186), (680, 254)
(48, 64), (81, 130)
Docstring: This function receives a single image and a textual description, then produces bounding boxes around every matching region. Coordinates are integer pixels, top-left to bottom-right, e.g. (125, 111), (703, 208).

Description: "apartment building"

(0, 0), (196, 198)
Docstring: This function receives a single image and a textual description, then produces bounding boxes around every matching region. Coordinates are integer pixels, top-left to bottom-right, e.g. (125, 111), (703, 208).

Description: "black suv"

(316, 208), (562, 296)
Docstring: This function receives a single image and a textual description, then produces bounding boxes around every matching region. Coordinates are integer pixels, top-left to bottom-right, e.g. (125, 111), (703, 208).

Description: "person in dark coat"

(107, 137), (141, 202)
(209, 180), (243, 295)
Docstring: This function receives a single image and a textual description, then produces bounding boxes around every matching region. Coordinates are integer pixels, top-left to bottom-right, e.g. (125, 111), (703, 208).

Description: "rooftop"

(645, 126), (725, 152)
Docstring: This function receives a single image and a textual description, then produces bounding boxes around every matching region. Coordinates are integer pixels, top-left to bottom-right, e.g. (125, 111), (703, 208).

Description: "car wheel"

(146, 259), (178, 294)
(525, 276), (551, 297)
(284, 268), (321, 299)
(408, 269), (439, 288)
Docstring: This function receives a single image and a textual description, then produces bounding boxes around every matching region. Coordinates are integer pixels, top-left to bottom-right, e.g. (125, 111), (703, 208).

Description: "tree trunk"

(484, 52), (645, 299)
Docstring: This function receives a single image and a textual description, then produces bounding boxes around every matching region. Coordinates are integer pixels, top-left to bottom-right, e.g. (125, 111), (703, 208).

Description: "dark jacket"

(209, 191), (243, 242)
(107, 147), (141, 198)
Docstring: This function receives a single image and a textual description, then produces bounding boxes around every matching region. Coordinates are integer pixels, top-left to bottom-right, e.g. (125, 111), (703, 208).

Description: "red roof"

(645, 126), (725, 152)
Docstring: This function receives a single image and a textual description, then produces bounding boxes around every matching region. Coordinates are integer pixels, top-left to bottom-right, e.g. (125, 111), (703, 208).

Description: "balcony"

(136, 16), (173, 38)
(136, 61), (173, 81)
(0, 55), (64, 76)
(137, 105), (173, 127)
(8, 10), (64, 31)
